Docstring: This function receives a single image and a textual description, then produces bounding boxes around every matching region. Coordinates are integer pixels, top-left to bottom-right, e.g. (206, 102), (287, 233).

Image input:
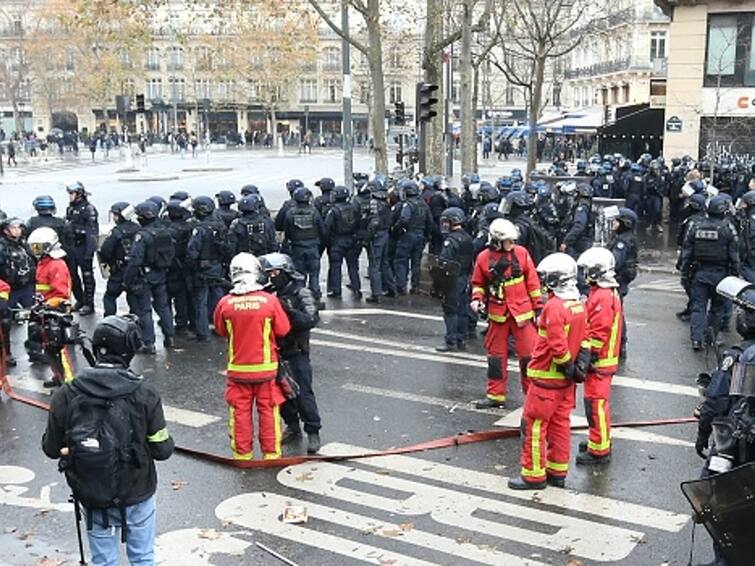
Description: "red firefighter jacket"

(582, 286), (623, 374)
(213, 290), (291, 382)
(471, 245), (542, 325)
(35, 256), (71, 307)
(527, 295), (587, 386)
(0, 278), (9, 302)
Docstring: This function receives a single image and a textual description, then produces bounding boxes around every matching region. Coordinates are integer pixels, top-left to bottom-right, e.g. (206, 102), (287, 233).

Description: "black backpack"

(145, 225), (175, 269)
(62, 393), (136, 538)
(516, 216), (555, 264)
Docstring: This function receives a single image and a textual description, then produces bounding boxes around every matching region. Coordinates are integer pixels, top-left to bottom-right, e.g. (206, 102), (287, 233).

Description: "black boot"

(546, 475), (566, 488)
(576, 451), (611, 465)
(307, 431), (321, 454)
(508, 476), (546, 490)
(475, 398), (506, 409)
(282, 425), (302, 445)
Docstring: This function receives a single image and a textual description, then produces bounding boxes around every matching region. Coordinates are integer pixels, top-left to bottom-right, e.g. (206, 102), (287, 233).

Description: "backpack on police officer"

(60, 391), (136, 539)
(144, 224), (175, 269)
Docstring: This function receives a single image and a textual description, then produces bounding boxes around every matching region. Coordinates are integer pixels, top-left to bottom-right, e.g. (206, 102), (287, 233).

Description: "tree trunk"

(459, 0), (475, 174)
(423, 0), (444, 175)
(472, 64), (480, 172)
(270, 104), (278, 140)
(526, 52), (546, 176)
(366, 0), (387, 173)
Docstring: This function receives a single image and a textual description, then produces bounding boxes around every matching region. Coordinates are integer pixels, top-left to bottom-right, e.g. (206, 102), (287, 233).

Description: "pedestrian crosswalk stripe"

(6, 378), (219, 428)
(319, 443), (689, 533)
(637, 278), (684, 294)
(493, 407), (694, 448)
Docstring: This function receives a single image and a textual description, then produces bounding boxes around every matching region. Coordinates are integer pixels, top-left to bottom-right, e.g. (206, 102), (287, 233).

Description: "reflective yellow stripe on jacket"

(592, 310), (621, 369)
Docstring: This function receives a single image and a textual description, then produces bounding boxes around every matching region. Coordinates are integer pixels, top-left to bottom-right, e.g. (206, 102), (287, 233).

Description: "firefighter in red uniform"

(213, 252), (291, 460)
(510, 252), (587, 490)
(470, 218), (542, 408)
(0, 277), (9, 382)
(28, 227), (74, 387)
(575, 247), (623, 465)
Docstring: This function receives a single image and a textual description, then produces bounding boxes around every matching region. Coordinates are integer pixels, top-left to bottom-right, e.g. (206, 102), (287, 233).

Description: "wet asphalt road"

(0, 266), (722, 566)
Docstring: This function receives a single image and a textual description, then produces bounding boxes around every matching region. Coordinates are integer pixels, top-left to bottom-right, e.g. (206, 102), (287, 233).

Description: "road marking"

(155, 528), (251, 566)
(6, 378), (220, 428)
(216, 493), (442, 566)
(320, 443), (689, 533)
(637, 278), (684, 295)
(278, 460), (645, 562)
(493, 408), (694, 447)
(341, 382), (505, 416)
(313, 335), (699, 398)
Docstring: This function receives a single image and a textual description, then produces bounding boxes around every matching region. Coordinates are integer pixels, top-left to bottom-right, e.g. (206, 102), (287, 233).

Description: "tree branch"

(306, 0), (369, 56)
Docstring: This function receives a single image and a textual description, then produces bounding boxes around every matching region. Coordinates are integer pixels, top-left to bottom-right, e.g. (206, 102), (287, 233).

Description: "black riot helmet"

(614, 207), (638, 232)
(216, 190), (236, 206)
(66, 181), (88, 199)
(238, 195), (262, 213)
(240, 184), (260, 196)
(293, 187), (312, 204)
(688, 193), (706, 212)
(259, 252), (301, 288)
(708, 194), (730, 217)
(576, 183), (594, 199)
(148, 195), (167, 215)
(192, 196), (215, 218)
(169, 190), (190, 202)
(741, 191), (755, 209)
(401, 180), (420, 197)
(286, 179), (304, 194)
(109, 201), (135, 224)
(92, 314), (143, 366)
(166, 199), (190, 220)
(32, 195), (56, 215)
(439, 207), (465, 234)
(315, 178), (335, 193)
(135, 200), (160, 225)
(478, 182), (499, 204)
(500, 190), (534, 216)
(333, 186), (350, 202)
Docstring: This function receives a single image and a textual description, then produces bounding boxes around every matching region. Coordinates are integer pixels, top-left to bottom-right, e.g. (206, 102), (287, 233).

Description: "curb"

(181, 167), (233, 172)
(118, 175), (179, 182)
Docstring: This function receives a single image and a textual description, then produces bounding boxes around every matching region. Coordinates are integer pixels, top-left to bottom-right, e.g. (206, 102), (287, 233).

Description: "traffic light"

(394, 101), (405, 125)
(136, 94), (145, 113)
(416, 83), (439, 123)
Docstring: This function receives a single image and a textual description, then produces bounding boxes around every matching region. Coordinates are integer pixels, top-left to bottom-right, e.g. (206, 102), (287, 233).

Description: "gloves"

(558, 360), (577, 381)
(695, 436), (708, 460)
(576, 347), (591, 378)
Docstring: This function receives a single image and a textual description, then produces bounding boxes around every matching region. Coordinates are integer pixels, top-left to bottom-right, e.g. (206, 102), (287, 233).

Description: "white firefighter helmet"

(577, 247), (618, 288)
(487, 218), (518, 249)
(28, 227), (65, 259)
(537, 252), (579, 299)
(229, 252), (265, 295)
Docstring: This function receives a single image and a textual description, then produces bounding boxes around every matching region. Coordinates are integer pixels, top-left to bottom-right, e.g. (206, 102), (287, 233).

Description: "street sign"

(666, 116), (683, 133)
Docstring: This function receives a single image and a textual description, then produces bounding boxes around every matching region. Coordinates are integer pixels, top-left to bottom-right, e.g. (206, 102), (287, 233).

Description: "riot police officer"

(274, 179), (305, 234)
(28, 195), (71, 251)
(591, 164), (613, 198)
(281, 187), (324, 300)
(65, 181), (98, 315)
(428, 181), (449, 255)
(165, 198), (195, 335)
(215, 190), (239, 228)
(393, 180), (431, 294)
(434, 207), (473, 352)
(239, 184), (270, 218)
(644, 160), (666, 234)
(365, 183), (396, 303)
(259, 252), (322, 454)
(562, 183), (594, 259)
(124, 201), (176, 353)
(186, 196), (229, 341)
(625, 163), (645, 215)
(608, 207), (638, 299)
(676, 194), (709, 322)
(680, 195), (740, 351)
(98, 202), (140, 317)
(352, 181), (373, 284)
(314, 177), (335, 221)
(228, 195), (277, 257)
(324, 186), (360, 298)
(0, 218), (35, 366)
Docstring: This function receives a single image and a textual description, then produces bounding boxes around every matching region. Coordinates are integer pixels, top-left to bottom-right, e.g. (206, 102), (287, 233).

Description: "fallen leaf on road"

(35, 558), (63, 566)
(399, 523), (414, 532)
(170, 480), (188, 491)
(494, 464), (506, 471)
(4, 527), (16, 534)
(18, 530), (34, 541)
(198, 529), (220, 540)
(295, 472), (314, 482)
(566, 560), (583, 566)
(378, 559), (397, 566)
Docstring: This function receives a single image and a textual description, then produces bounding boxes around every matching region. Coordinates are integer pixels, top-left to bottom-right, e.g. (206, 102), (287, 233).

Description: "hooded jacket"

(42, 365), (174, 506)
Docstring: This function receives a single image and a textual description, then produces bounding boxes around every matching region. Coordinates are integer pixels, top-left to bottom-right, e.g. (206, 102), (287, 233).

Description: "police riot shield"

(427, 255), (460, 300)
(681, 462), (755, 566)
(593, 197), (625, 247)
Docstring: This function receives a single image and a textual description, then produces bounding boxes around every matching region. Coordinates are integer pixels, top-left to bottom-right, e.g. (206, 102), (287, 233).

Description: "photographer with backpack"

(42, 314), (174, 565)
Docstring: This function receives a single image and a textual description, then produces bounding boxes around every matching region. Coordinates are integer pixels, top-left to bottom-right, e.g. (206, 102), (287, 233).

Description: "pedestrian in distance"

(42, 314), (175, 566)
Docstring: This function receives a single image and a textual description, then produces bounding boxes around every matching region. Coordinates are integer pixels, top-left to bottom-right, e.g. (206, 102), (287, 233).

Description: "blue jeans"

(87, 495), (156, 566)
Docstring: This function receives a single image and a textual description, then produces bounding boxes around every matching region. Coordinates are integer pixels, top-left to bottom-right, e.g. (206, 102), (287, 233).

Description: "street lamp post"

(341, 0), (353, 190)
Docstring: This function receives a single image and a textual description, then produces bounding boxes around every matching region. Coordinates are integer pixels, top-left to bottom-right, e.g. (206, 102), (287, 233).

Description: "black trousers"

(280, 352), (321, 433)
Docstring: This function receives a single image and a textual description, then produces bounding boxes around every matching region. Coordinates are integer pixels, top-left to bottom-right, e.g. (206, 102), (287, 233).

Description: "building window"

(65, 49), (76, 72)
(195, 46), (212, 71)
(389, 82), (402, 104)
(146, 48), (160, 71)
(505, 83), (514, 106)
(707, 15), (737, 76)
(650, 31), (666, 60)
(324, 79), (340, 103)
(300, 79), (317, 103)
(146, 78), (162, 100)
(167, 47), (184, 71)
(359, 81), (369, 104)
(122, 79), (135, 97)
(452, 81), (459, 104)
(248, 80), (259, 101)
(12, 16), (22, 34)
(322, 47), (340, 72)
(389, 46), (401, 69)
(216, 80), (231, 100)
(168, 77), (185, 101)
(118, 50), (133, 69)
(18, 79), (30, 101)
(195, 79), (211, 100)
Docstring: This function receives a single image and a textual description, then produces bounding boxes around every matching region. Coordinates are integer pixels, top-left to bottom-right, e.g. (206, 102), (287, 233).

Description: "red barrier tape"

(1, 374), (698, 469)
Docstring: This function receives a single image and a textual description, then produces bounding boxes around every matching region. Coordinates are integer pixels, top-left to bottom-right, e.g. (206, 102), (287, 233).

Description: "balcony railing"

(145, 62), (161, 71)
(564, 57), (631, 79)
(167, 63), (184, 71)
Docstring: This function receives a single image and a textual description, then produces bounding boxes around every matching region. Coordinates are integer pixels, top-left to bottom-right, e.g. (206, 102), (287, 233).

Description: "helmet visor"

(30, 241), (45, 257)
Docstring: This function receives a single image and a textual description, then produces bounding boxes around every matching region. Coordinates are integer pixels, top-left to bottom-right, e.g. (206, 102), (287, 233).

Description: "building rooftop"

(655, 0), (750, 16)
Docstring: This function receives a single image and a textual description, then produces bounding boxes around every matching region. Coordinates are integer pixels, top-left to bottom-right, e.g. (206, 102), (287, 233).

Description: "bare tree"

(489, 0), (599, 174)
(0, 4), (32, 134)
